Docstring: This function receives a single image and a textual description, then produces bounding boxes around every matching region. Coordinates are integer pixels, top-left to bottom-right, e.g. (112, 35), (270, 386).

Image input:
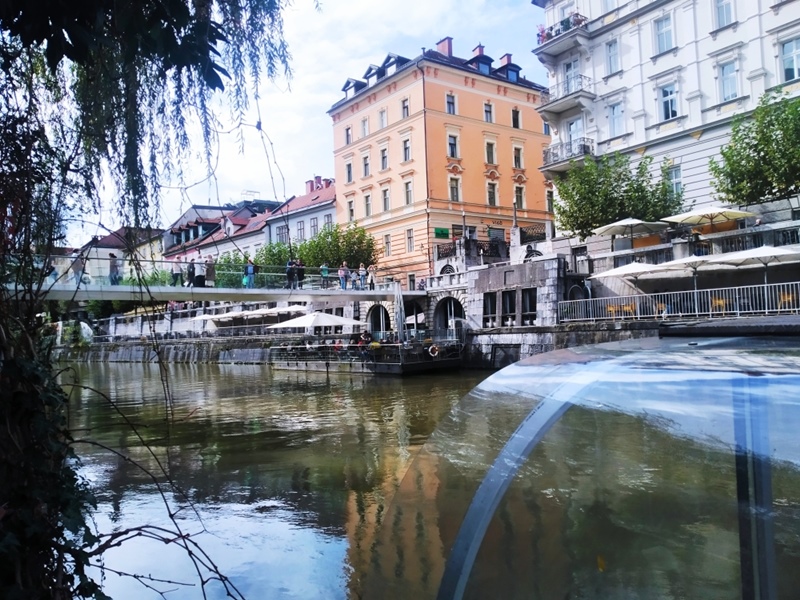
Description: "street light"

(512, 200), (518, 227)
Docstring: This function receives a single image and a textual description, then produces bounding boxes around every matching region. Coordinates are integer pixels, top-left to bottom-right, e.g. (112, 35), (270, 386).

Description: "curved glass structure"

(364, 335), (800, 600)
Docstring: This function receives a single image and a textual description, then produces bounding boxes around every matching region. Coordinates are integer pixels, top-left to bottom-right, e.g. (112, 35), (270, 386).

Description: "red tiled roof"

(270, 183), (336, 218)
(90, 226), (164, 249)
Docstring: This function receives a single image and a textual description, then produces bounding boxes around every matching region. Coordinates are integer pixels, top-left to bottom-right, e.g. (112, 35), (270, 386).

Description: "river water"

(65, 363), (489, 599)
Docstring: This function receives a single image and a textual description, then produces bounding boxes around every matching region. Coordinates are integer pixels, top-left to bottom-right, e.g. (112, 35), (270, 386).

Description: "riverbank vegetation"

(0, 0), (300, 597)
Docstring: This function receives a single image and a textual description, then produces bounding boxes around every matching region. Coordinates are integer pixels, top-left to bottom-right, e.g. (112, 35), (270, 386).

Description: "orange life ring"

(428, 344), (439, 357)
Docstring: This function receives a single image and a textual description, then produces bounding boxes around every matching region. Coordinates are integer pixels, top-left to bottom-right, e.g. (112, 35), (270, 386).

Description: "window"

(511, 108), (520, 129)
(296, 220), (305, 241)
(485, 141), (496, 165)
(402, 139), (411, 162)
(448, 134), (459, 158)
(508, 70), (518, 83)
(546, 189), (554, 213)
(345, 127), (352, 145)
(606, 39), (620, 75)
(382, 188), (390, 212)
(380, 148), (388, 170)
(446, 94), (456, 115)
(401, 98), (409, 118)
(484, 102), (493, 123)
(345, 162), (353, 183)
(406, 228), (414, 252)
(716, 0), (732, 28)
(487, 182), (497, 207)
(478, 62), (490, 75)
(501, 290), (516, 327)
(667, 165), (682, 197)
(655, 16), (673, 54)
(449, 177), (460, 202)
(310, 217), (318, 237)
(404, 181), (413, 205)
(544, 122), (551, 135)
(782, 38), (800, 83)
(514, 186), (525, 208)
(378, 109), (387, 129)
(384, 234), (391, 257)
(659, 83), (677, 121)
(720, 61), (737, 102)
(277, 225), (289, 244)
(522, 288), (537, 325)
(362, 155), (370, 177)
(602, 0), (617, 12)
(361, 117), (369, 138)
(364, 194), (372, 217)
(407, 274), (416, 290)
(347, 200), (354, 222)
(513, 147), (523, 169)
(482, 292), (497, 327)
(609, 102), (623, 137)
(324, 214), (332, 226)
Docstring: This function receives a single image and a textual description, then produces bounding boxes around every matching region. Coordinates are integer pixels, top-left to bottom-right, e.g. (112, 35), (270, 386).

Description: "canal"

(64, 363), (490, 599)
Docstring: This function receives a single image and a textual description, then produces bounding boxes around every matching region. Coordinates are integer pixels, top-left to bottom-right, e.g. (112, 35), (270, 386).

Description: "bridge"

(10, 282), (427, 303)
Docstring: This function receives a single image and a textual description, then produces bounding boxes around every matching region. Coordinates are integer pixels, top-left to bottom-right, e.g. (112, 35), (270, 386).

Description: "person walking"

(69, 250), (85, 284)
(286, 259), (296, 289)
(205, 256), (216, 287)
(296, 260), (306, 289)
(171, 256), (183, 286)
(320, 262), (329, 289)
(244, 258), (256, 289)
(108, 253), (121, 285)
(338, 261), (349, 290)
(194, 254), (206, 288)
(187, 258), (196, 287)
(358, 263), (367, 290)
(367, 264), (376, 290)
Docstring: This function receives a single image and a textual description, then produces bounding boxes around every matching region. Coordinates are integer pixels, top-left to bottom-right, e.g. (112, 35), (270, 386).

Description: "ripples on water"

(64, 363), (488, 599)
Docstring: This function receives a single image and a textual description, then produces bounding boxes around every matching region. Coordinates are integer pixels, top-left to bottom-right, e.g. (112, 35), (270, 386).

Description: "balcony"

(539, 74), (596, 120)
(535, 13), (591, 63)
(541, 137), (595, 174)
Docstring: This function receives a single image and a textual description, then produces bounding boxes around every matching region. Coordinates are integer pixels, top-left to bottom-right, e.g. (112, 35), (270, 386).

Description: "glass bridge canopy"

(366, 332), (800, 600)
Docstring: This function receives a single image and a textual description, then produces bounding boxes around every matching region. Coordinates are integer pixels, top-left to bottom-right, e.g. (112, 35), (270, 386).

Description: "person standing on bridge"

(205, 256), (216, 287)
(187, 258), (196, 287)
(194, 255), (206, 288)
(358, 263), (367, 290)
(367, 264), (376, 290)
(338, 262), (349, 290)
(296, 260), (306, 289)
(244, 258), (256, 289)
(285, 259), (296, 289)
(69, 251), (85, 285)
(320, 262), (329, 289)
(171, 257), (183, 286)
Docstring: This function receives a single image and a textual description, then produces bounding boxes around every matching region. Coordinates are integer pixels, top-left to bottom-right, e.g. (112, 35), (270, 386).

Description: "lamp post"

(512, 201), (518, 228)
(461, 210), (467, 239)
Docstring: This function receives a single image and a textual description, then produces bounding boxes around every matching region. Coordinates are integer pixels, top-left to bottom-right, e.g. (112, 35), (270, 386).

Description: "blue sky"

(92, 1), (548, 237)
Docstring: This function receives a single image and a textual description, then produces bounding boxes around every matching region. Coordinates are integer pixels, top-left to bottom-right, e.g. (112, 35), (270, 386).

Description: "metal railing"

(520, 223), (547, 244)
(436, 242), (457, 260)
(543, 138), (595, 167)
(475, 240), (502, 257)
(541, 74), (593, 105)
(536, 13), (589, 45)
(558, 281), (800, 323)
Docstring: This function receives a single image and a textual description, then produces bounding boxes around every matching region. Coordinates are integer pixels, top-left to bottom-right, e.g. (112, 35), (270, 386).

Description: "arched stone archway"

(367, 304), (392, 333)
(432, 296), (465, 331)
(440, 264), (456, 275)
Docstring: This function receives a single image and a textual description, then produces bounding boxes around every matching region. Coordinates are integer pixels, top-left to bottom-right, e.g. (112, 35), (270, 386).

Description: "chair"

(779, 292), (797, 312)
(711, 297), (726, 315)
(621, 303), (637, 317)
(607, 305), (619, 319)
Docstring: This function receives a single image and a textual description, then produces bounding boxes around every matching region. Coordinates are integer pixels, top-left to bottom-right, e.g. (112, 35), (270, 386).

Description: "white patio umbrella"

(661, 205), (755, 230)
(589, 261), (662, 281)
(707, 245), (800, 286)
(266, 312), (363, 329)
(649, 254), (717, 290)
(248, 305), (307, 317)
(190, 313), (221, 321)
(592, 217), (669, 238)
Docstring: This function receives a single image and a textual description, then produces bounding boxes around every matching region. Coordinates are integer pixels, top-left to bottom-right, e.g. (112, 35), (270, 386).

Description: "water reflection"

(65, 364), (487, 599)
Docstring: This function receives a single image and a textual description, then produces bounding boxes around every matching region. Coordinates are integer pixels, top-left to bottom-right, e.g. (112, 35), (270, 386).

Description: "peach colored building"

(328, 37), (551, 290)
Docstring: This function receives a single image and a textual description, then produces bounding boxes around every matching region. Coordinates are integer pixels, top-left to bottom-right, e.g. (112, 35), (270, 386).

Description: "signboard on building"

(434, 227), (450, 239)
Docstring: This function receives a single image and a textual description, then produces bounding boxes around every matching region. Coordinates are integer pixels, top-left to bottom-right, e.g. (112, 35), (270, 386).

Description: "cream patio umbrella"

(266, 312), (364, 329)
(661, 205), (755, 231)
(589, 261), (663, 282)
(707, 245), (800, 285)
(592, 217), (669, 238)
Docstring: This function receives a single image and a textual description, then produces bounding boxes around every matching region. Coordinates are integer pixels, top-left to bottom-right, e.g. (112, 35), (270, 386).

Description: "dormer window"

(478, 63), (490, 75)
(508, 70), (518, 82)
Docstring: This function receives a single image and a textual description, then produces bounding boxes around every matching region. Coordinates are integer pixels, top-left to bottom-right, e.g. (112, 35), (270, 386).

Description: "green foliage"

(297, 223), (379, 269)
(553, 153), (683, 240)
(710, 91), (800, 205)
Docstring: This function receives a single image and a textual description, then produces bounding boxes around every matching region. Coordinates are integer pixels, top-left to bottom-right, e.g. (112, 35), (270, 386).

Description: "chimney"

(500, 53), (513, 66)
(323, 178), (333, 188)
(305, 179), (314, 194)
(473, 43), (484, 57)
(436, 36), (453, 57)
(314, 175), (322, 189)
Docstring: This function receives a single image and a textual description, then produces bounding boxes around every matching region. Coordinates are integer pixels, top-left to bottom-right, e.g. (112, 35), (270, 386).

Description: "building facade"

(263, 176), (336, 249)
(532, 0), (800, 213)
(329, 37), (552, 290)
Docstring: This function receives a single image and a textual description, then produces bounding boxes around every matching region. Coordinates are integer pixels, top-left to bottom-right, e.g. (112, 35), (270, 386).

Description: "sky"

(96, 0), (548, 236)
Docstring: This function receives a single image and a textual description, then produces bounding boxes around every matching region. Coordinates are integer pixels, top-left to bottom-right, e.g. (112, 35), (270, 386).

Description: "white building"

(263, 176), (336, 247)
(532, 0), (800, 218)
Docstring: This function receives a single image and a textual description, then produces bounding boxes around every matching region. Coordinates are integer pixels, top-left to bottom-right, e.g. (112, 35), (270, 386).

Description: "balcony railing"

(543, 137), (595, 167)
(436, 241), (457, 260)
(536, 13), (589, 46)
(541, 74), (593, 105)
(520, 223), (547, 244)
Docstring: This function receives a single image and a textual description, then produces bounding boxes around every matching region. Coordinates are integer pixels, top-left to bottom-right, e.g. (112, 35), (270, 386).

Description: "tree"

(710, 91), (800, 206)
(553, 153), (683, 240)
(297, 224), (379, 269)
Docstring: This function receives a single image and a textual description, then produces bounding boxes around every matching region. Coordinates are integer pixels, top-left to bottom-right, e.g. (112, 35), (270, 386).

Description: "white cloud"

(155, 0), (547, 227)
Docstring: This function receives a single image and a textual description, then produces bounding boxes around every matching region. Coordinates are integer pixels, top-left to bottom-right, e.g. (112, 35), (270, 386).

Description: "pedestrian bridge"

(11, 282), (426, 303)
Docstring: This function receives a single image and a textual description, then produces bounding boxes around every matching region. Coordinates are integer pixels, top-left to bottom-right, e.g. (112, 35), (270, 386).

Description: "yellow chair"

(621, 304), (637, 317)
(711, 297), (726, 315)
(779, 292), (797, 312)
